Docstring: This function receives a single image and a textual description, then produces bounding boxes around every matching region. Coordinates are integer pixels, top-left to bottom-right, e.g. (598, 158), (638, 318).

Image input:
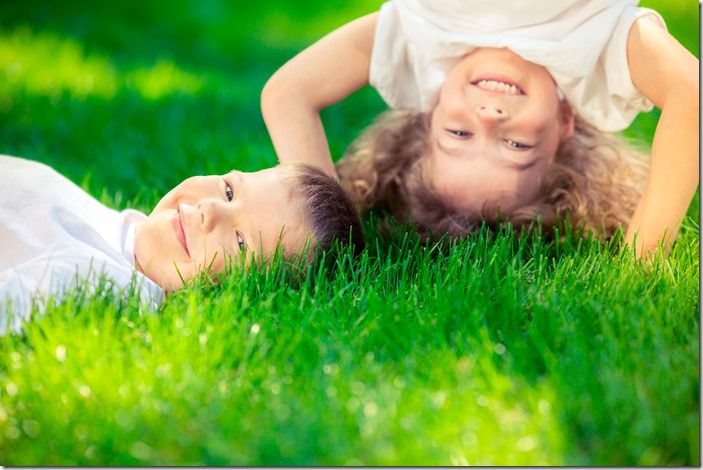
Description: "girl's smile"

(427, 47), (574, 214)
(471, 76), (525, 95)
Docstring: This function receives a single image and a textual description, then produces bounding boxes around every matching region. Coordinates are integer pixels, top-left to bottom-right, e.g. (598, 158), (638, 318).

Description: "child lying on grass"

(261, 0), (698, 258)
(0, 155), (364, 334)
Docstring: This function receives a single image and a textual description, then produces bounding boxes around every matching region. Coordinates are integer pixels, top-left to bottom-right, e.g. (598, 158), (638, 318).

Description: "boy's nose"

(475, 105), (508, 122)
(198, 199), (219, 233)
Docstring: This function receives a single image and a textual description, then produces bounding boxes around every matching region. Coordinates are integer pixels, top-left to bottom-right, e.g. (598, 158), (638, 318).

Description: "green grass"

(0, 0), (699, 465)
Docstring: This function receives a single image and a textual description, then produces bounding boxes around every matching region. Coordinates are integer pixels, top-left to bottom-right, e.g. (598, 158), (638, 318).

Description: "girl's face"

(134, 166), (309, 291)
(428, 47), (573, 215)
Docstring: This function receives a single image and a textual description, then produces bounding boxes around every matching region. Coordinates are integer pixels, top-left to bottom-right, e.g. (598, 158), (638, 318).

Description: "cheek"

(435, 89), (466, 121)
(155, 190), (190, 211)
(528, 93), (561, 126)
(136, 214), (195, 288)
(190, 235), (230, 274)
(154, 177), (214, 212)
(152, 192), (176, 213)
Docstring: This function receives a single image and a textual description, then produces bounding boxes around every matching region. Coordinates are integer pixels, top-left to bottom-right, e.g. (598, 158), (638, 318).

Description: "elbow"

(261, 73), (285, 121)
(261, 71), (312, 121)
(261, 71), (320, 123)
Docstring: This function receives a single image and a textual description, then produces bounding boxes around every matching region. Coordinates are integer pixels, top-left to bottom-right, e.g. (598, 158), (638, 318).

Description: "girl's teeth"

(476, 80), (521, 95)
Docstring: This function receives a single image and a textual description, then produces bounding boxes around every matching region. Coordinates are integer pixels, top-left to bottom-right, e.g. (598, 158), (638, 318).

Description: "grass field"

(0, 0), (699, 465)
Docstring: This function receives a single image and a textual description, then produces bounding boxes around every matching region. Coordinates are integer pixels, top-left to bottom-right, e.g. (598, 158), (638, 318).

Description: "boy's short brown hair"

(287, 163), (365, 256)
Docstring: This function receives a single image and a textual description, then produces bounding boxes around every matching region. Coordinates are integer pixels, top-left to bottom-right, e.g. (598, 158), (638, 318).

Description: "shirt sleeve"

(369, 1), (422, 110)
(0, 268), (40, 335)
(596, 6), (666, 131)
(0, 255), (163, 335)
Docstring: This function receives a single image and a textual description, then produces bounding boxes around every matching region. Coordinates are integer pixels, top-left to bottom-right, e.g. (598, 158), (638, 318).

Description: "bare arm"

(625, 17), (699, 258)
(261, 13), (378, 178)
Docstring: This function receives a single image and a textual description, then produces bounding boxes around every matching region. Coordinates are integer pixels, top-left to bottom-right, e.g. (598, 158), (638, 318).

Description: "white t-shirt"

(0, 155), (163, 334)
(369, 0), (665, 132)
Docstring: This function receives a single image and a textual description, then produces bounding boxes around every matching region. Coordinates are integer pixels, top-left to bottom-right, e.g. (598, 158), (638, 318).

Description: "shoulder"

(0, 155), (79, 198)
(9, 252), (131, 280)
(0, 154), (58, 178)
(626, 8), (698, 108)
(3, 252), (159, 300)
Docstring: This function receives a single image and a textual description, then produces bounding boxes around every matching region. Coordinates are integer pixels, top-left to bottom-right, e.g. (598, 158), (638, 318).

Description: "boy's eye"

(225, 183), (233, 201)
(505, 139), (533, 150)
(236, 232), (246, 251)
(447, 129), (471, 138)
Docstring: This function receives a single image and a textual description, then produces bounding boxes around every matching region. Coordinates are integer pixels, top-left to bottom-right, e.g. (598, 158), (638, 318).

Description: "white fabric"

(0, 155), (163, 335)
(369, 0), (665, 132)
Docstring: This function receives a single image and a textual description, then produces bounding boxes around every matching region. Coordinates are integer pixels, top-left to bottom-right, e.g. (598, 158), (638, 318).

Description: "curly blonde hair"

(336, 110), (648, 241)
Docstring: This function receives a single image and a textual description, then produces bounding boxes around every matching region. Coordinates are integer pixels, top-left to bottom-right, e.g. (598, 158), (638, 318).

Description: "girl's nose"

(475, 105), (508, 122)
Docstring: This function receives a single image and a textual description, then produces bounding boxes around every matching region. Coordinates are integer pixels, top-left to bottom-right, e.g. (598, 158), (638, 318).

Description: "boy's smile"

(134, 166), (311, 291)
(172, 206), (190, 258)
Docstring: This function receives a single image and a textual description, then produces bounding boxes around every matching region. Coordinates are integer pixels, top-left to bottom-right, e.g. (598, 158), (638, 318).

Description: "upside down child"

(262, 0), (698, 257)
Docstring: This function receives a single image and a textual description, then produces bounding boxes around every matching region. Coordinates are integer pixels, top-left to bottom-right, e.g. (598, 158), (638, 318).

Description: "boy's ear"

(560, 101), (575, 139)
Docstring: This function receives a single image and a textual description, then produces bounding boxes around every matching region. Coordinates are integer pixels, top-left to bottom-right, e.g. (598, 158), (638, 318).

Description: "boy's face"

(134, 166), (310, 291)
(428, 47), (574, 215)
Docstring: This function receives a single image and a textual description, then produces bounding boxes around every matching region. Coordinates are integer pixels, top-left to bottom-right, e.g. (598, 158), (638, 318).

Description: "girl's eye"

(236, 232), (246, 252)
(505, 139), (533, 150)
(225, 183), (233, 201)
(447, 129), (471, 138)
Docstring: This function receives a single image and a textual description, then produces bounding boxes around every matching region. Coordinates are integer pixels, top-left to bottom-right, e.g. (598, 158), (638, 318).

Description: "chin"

(158, 274), (185, 292)
(137, 260), (182, 291)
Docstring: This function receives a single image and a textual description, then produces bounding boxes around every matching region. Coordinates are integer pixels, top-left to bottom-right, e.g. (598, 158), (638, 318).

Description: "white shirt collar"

(120, 209), (147, 266)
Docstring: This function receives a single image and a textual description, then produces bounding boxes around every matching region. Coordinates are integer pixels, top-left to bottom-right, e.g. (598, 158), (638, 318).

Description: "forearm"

(626, 94), (699, 257)
(261, 13), (377, 179)
(261, 90), (336, 177)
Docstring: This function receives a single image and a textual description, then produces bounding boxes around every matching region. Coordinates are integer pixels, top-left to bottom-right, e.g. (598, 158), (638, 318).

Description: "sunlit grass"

(0, 224), (697, 465)
(0, 302), (566, 465)
(0, 27), (118, 99)
(125, 60), (203, 100)
(0, 0), (698, 466)
(0, 28), (203, 101)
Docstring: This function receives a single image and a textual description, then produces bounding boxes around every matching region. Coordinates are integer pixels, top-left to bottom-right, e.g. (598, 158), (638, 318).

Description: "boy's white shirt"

(369, 0), (665, 132)
(0, 155), (164, 335)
